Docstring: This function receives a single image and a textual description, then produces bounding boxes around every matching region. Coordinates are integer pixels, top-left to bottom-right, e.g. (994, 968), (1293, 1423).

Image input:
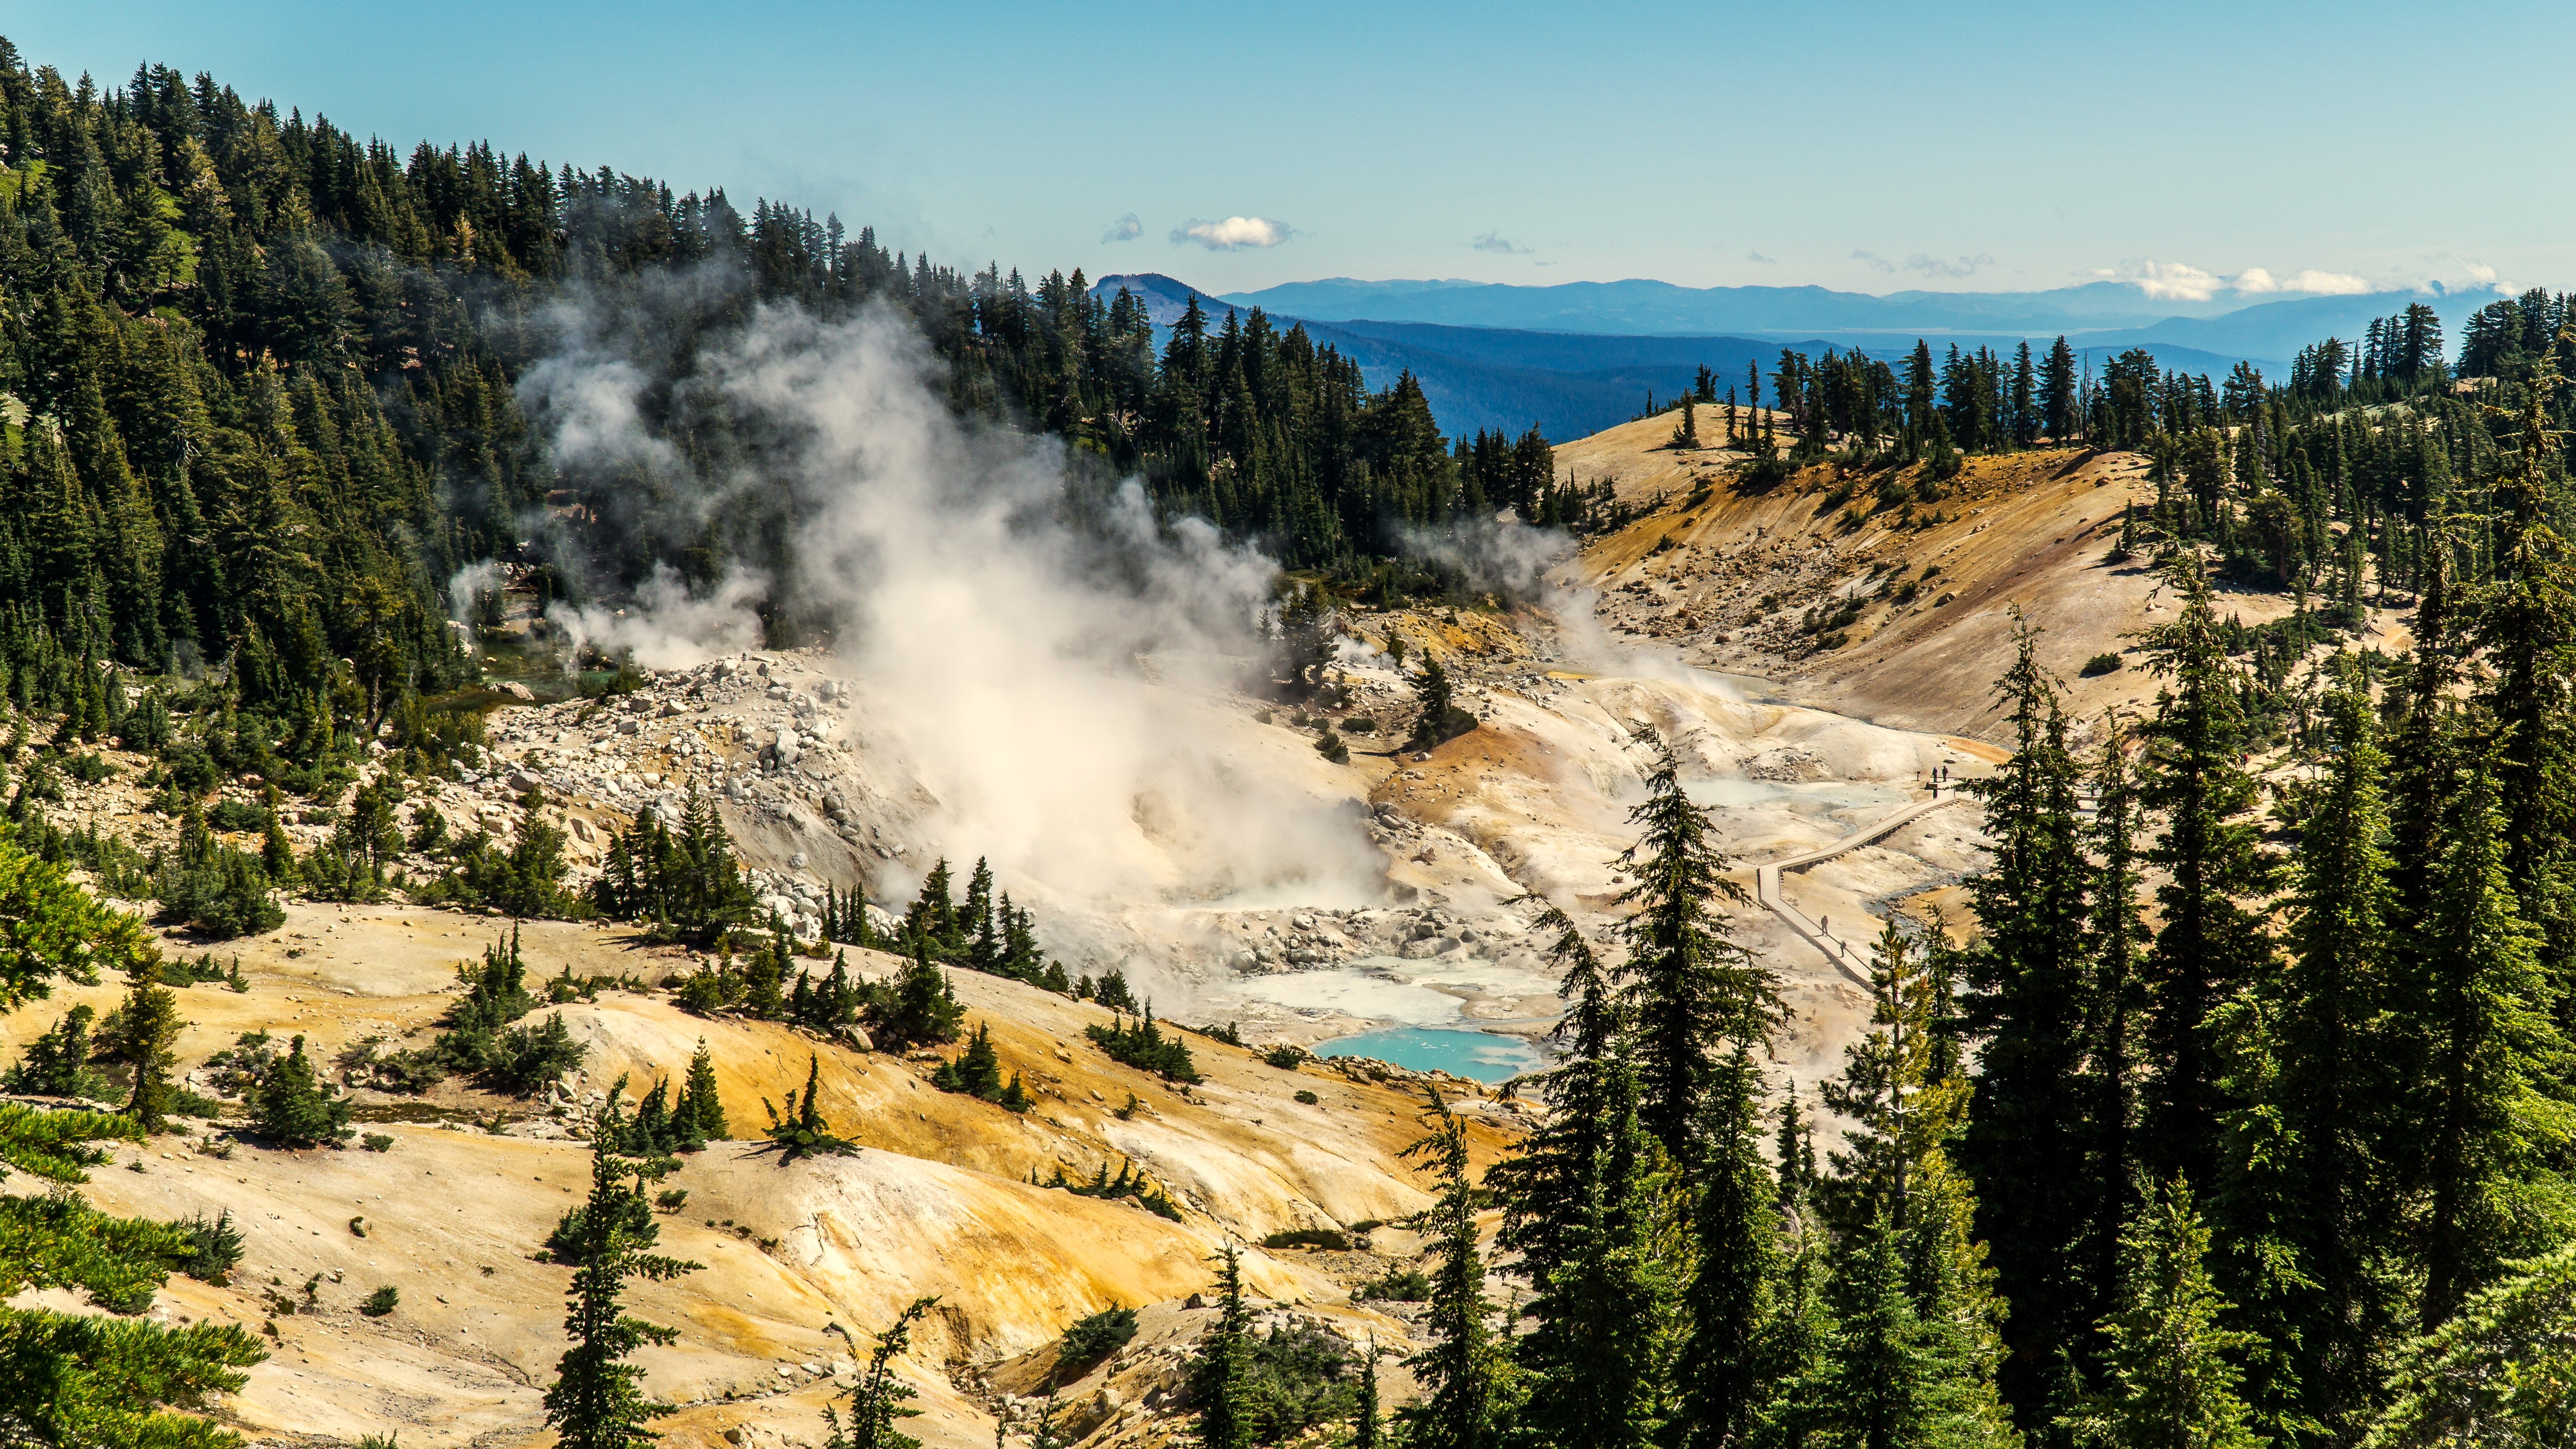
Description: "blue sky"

(5, 1), (2568, 299)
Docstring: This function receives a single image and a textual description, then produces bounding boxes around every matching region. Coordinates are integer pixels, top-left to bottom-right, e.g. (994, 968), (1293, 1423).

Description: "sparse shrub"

(361, 1133), (395, 1153)
(206, 799), (267, 834)
(1341, 715), (1376, 734)
(1353, 1266), (1432, 1301)
(1263, 1044), (1310, 1071)
(655, 1189), (689, 1213)
(176, 1210), (245, 1284)
(1042, 1159), (1181, 1221)
(1086, 1010), (1201, 1084)
(2080, 652), (2123, 677)
(1056, 1305), (1139, 1378)
(1315, 729), (1349, 765)
(1294, 1089), (1320, 1105)
(360, 1285), (399, 1317)
(1261, 1228), (1352, 1252)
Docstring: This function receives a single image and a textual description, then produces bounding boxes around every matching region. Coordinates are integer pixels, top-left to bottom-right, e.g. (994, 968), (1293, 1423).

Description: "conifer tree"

(2473, 353), (2576, 1016)
(544, 1100), (702, 1449)
(100, 957), (184, 1133)
(2058, 1178), (2259, 1449)
(678, 1037), (727, 1143)
(1355, 1338), (1384, 1449)
(2080, 713), (2149, 1350)
(1815, 920), (2017, 1449)
(1812, 1211), (1937, 1449)
(1402, 1090), (1512, 1449)
(1614, 724), (1778, 1161)
(827, 1297), (939, 1449)
(2213, 662), (2401, 1440)
(1189, 1244), (1256, 1449)
(1680, 1049), (1781, 1449)
(2135, 556), (2272, 1188)
(1957, 615), (2096, 1428)
(2403, 759), (2572, 1329)
(0, 834), (265, 1445)
(1493, 901), (1624, 1294)
(251, 1035), (352, 1147)
(2, 1003), (109, 1099)
(1512, 1057), (1679, 1449)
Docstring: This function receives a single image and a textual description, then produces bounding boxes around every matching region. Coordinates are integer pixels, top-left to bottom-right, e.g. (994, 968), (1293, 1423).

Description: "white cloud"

(2099, 258), (2382, 301)
(1849, 249), (1896, 274)
(1470, 231), (1531, 255)
(1907, 252), (1995, 279)
(1102, 213), (1142, 243)
(1171, 216), (1293, 250)
(1747, 249), (1777, 264)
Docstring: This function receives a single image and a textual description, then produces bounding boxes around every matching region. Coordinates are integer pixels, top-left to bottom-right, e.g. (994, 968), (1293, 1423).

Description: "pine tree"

(3, 1003), (109, 1099)
(2079, 713), (2149, 1357)
(544, 1099), (703, 1449)
(1615, 724), (1779, 1162)
(2403, 758), (2572, 1329)
(826, 1297), (939, 1449)
(678, 1037), (727, 1143)
(763, 1055), (858, 1162)
(100, 957), (184, 1133)
(2212, 662), (2401, 1441)
(1813, 1211), (1937, 1449)
(1355, 1339), (1384, 1449)
(1493, 901), (1625, 1295)
(1814, 920), (2017, 1449)
(2473, 352), (2576, 1021)
(1680, 1049), (1781, 1449)
(2366, 1241), (2576, 1449)
(1513, 1057), (1680, 1449)
(251, 1034), (352, 1147)
(1408, 658), (1474, 751)
(1957, 614), (2096, 1429)
(2135, 556), (2272, 1188)
(1401, 1089), (1512, 1449)
(2057, 1178), (2259, 1449)
(1191, 1244), (1255, 1449)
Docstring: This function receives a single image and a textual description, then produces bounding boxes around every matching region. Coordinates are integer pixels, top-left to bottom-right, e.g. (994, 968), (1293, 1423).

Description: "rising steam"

(514, 290), (1385, 915)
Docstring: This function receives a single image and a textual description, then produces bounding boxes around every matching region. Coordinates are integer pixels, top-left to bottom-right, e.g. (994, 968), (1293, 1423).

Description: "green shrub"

(1263, 1044), (1310, 1071)
(1353, 1266), (1431, 1301)
(206, 800), (268, 833)
(249, 1035), (352, 1147)
(1341, 715), (1376, 734)
(361, 1133), (394, 1153)
(1, 1004), (112, 1099)
(360, 1285), (399, 1317)
(1042, 1158), (1183, 1221)
(1056, 1305), (1139, 1376)
(1261, 1228), (1352, 1252)
(176, 1210), (245, 1284)
(2080, 652), (2123, 677)
(1293, 1089), (1319, 1105)
(1085, 1011), (1201, 1084)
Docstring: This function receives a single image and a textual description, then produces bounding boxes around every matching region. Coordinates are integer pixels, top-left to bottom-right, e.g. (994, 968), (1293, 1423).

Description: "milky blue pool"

(1316, 1027), (1552, 1083)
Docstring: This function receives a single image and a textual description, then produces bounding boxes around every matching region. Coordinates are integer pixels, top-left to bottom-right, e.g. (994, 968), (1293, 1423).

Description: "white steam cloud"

(520, 297), (1384, 918)
(1172, 216), (1292, 250)
(547, 565), (769, 671)
(1102, 212), (1143, 243)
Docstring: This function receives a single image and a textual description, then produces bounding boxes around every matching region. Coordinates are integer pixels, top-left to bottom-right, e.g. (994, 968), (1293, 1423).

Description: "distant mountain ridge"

(1211, 274), (2508, 351)
(1087, 272), (2514, 442)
